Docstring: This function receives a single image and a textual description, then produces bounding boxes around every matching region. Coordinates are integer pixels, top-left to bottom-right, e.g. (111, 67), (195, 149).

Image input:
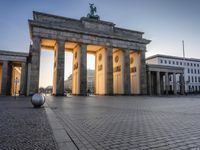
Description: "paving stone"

(46, 95), (200, 150)
(0, 96), (57, 150)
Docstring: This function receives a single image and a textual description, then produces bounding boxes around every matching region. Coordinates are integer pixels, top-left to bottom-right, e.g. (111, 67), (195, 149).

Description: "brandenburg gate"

(28, 11), (150, 96)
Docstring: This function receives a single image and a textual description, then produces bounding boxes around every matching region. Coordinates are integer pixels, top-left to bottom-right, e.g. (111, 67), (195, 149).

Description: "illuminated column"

(79, 43), (87, 95)
(106, 47), (113, 95)
(113, 49), (124, 94)
(165, 72), (169, 95)
(156, 71), (161, 95)
(173, 73), (177, 95)
(1, 61), (8, 95)
(29, 37), (41, 95)
(53, 40), (65, 96)
(123, 49), (130, 95)
(72, 43), (87, 95)
(20, 62), (27, 95)
(96, 48), (107, 95)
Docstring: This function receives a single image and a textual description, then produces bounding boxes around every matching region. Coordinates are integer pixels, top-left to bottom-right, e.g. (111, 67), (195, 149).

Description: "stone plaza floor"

(46, 95), (200, 150)
(1, 96), (200, 150)
(0, 96), (57, 150)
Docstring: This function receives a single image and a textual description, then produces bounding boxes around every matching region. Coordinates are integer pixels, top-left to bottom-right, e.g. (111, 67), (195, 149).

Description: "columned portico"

(147, 64), (184, 96)
(0, 50), (29, 96)
(28, 11), (150, 96)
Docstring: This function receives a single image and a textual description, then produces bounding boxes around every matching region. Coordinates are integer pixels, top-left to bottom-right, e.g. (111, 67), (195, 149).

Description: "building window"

(192, 76), (194, 82)
(195, 69), (196, 74)
(165, 60), (167, 64)
(191, 69), (193, 74)
(188, 76), (190, 82)
(173, 61), (175, 64)
(194, 64), (196, 67)
(191, 63), (193, 66)
(169, 60), (171, 64)
(160, 59), (163, 63)
(188, 68), (190, 73)
(187, 63), (189, 66)
(198, 77), (200, 82)
(197, 64), (199, 67)
(195, 76), (197, 82)
(180, 62), (182, 65)
(176, 61), (179, 65)
(184, 62), (186, 66)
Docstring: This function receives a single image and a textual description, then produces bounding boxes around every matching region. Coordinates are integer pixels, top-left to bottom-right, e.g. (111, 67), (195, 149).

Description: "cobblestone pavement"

(0, 96), (57, 150)
(46, 96), (200, 150)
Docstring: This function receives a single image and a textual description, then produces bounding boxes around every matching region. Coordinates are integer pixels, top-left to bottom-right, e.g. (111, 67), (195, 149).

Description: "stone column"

(160, 74), (164, 95)
(173, 73), (177, 95)
(140, 51), (147, 94)
(156, 71), (161, 95)
(1, 61), (8, 95)
(123, 49), (130, 95)
(180, 73), (184, 95)
(20, 62), (27, 95)
(79, 43), (87, 96)
(53, 40), (65, 96)
(29, 37), (41, 95)
(148, 71), (152, 95)
(106, 47), (113, 95)
(6, 63), (12, 95)
(165, 72), (169, 95)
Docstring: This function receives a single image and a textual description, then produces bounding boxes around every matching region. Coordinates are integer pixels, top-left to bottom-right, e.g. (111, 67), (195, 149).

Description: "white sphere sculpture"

(31, 93), (45, 108)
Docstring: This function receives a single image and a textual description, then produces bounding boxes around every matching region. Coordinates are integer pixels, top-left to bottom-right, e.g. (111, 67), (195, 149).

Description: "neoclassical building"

(27, 11), (150, 96)
(0, 50), (29, 96)
(0, 11), (150, 96)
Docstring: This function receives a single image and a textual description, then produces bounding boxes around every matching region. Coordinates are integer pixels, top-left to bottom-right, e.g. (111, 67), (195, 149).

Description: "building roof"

(146, 54), (200, 62)
(0, 50), (29, 57)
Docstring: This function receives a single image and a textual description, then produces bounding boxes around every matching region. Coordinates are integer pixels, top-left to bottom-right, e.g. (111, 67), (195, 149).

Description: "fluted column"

(173, 73), (177, 95)
(29, 37), (41, 95)
(53, 40), (65, 96)
(165, 72), (169, 95)
(156, 71), (161, 95)
(123, 49), (130, 95)
(106, 47), (113, 95)
(79, 43), (87, 96)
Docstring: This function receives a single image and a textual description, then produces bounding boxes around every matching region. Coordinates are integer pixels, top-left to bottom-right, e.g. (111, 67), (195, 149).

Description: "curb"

(44, 103), (78, 150)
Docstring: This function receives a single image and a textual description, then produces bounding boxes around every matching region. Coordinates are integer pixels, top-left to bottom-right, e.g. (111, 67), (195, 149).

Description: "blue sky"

(0, 0), (200, 87)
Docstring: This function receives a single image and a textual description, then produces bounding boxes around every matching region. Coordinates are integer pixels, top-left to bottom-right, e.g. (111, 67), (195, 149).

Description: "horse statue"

(87, 3), (100, 20)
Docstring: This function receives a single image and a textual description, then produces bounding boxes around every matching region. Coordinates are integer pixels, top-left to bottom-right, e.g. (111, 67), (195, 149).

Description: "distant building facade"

(65, 70), (95, 94)
(146, 54), (200, 93)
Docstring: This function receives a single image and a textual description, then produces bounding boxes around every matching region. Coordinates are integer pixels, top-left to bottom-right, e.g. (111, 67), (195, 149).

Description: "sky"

(0, 0), (200, 87)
